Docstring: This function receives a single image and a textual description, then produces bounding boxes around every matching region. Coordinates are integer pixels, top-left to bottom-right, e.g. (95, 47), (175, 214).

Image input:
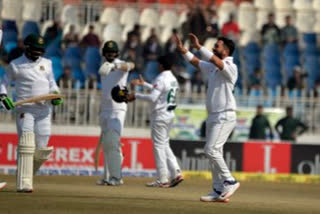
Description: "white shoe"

(96, 179), (109, 186)
(106, 177), (124, 186)
(0, 182), (7, 190)
(170, 174), (184, 187)
(145, 180), (170, 188)
(200, 189), (230, 202)
(220, 180), (240, 199)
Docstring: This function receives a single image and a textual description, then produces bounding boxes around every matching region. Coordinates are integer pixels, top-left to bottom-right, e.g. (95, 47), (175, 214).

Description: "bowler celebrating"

(175, 34), (240, 202)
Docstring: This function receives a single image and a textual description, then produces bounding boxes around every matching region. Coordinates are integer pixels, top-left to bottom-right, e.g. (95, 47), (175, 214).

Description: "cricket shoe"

(96, 179), (109, 186)
(0, 182), (7, 190)
(200, 189), (230, 203)
(106, 177), (124, 186)
(145, 180), (170, 188)
(220, 180), (240, 200)
(170, 174), (184, 187)
(17, 188), (33, 193)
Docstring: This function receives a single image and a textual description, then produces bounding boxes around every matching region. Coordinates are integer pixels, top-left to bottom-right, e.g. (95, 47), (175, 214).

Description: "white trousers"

(151, 118), (181, 183)
(204, 111), (236, 192)
(100, 110), (126, 180)
(16, 107), (51, 149)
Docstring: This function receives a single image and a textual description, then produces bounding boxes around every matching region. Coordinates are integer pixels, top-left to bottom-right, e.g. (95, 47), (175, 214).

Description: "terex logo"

(243, 142), (291, 173)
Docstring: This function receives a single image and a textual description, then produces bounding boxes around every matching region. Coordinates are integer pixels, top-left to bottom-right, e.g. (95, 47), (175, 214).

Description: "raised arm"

(131, 75), (153, 90)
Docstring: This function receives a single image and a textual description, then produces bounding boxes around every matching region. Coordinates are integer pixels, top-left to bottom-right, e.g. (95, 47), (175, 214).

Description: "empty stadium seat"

(178, 11), (188, 27)
(1, 0), (22, 21)
(2, 20), (18, 33)
(265, 64), (282, 89)
(160, 27), (174, 44)
(100, 8), (120, 25)
(84, 47), (101, 77)
(218, 0), (237, 27)
(2, 30), (18, 45)
(238, 2), (256, 31)
(274, 0), (292, 9)
(283, 55), (300, 80)
(102, 24), (123, 44)
(254, 0), (273, 9)
(120, 8), (139, 26)
(22, 21), (40, 39)
(304, 57), (320, 90)
(50, 57), (63, 81)
(239, 30), (260, 46)
(303, 33), (317, 46)
(313, 0), (320, 10)
(248, 88), (263, 107)
(295, 11), (315, 33)
(243, 42), (261, 74)
(121, 24), (135, 42)
(22, 0), (42, 22)
(4, 42), (17, 53)
(45, 42), (62, 58)
(293, 0), (313, 10)
(139, 8), (159, 27)
(159, 10), (179, 28)
(61, 5), (79, 25)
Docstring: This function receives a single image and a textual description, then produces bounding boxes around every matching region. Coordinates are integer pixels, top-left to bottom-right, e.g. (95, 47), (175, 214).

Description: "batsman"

(0, 34), (63, 192)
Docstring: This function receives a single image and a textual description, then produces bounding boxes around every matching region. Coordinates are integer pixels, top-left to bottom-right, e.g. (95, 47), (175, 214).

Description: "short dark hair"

(158, 53), (175, 70)
(217, 36), (235, 56)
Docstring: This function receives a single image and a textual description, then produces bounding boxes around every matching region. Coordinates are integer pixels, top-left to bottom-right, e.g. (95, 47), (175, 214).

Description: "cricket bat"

(14, 94), (65, 107)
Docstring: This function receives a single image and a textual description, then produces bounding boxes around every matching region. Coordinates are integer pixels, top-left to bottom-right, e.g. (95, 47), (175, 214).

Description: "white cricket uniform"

(99, 58), (130, 181)
(135, 70), (181, 183)
(199, 57), (237, 192)
(0, 54), (59, 148)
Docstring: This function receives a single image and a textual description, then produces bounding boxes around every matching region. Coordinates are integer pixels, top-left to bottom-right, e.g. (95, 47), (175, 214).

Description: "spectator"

(205, 9), (219, 38)
(121, 33), (142, 60)
(249, 105), (274, 140)
(63, 25), (79, 48)
(44, 20), (62, 47)
(189, 4), (207, 43)
(165, 29), (184, 66)
(122, 48), (144, 76)
(57, 66), (75, 88)
(7, 39), (24, 63)
(275, 106), (308, 142)
(221, 13), (240, 42)
(281, 15), (298, 46)
(261, 13), (281, 45)
(248, 70), (263, 91)
(191, 70), (204, 94)
(143, 29), (162, 62)
(181, 12), (191, 42)
(127, 24), (141, 40)
(80, 25), (100, 48)
(287, 66), (306, 91)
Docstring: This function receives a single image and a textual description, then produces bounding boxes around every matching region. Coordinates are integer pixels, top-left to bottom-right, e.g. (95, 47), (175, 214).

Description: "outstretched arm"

(188, 33), (224, 70)
(131, 75), (153, 90)
(174, 34), (201, 69)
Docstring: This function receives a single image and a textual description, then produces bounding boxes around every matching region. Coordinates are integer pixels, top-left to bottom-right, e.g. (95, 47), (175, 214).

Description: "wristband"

(183, 51), (194, 61)
(200, 46), (214, 61)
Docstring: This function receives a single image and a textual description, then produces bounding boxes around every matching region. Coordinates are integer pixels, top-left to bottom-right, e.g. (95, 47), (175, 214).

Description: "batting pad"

(17, 132), (35, 191)
(33, 146), (53, 175)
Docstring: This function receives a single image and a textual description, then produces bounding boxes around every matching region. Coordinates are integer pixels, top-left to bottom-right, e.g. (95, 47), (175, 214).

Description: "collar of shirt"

(22, 54), (42, 64)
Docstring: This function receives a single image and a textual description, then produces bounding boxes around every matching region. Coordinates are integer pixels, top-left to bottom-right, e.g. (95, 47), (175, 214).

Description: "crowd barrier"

(1, 133), (320, 183)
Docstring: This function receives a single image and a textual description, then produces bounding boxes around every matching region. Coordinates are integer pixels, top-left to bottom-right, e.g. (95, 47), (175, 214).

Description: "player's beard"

(105, 53), (118, 62)
(213, 50), (223, 59)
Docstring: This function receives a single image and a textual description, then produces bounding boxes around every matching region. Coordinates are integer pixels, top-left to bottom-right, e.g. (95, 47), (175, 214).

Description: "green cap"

(102, 40), (119, 54)
(24, 34), (45, 49)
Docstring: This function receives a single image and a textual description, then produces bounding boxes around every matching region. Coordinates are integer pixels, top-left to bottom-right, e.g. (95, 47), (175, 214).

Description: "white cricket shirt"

(199, 57), (237, 114)
(135, 70), (179, 121)
(0, 55), (59, 108)
(100, 58), (130, 112)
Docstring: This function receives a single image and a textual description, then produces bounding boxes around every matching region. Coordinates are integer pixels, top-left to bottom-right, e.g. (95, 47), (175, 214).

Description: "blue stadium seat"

(283, 43), (299, 57)
(72, 67), (85, 88)
(243, 42), (260, 74)
(64, 46), (82, 60)
(303, 33), (317, 46)
(49, 57), (63, 81)
(283, 55), (300, 80)
(2, 20), (18, 32)
(304, 57), (320, 90)
(0, 66), (5, 80)
(248, 88), (263, 107)
(84, 47), (101, 77)
(4, 41), (17, 53)
(143, 61), (159, 83)
(22, 21), (40, 39)
(2, 30), (18, 45)
(265, 64), (282, 89)
(263, 43), (280, 59)
(45, 44), (62, 58)
(265, 88), (279, 107)
(302, 45), (319, 58)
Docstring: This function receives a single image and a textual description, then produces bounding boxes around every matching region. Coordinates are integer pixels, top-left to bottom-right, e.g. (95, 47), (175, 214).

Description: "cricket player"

(97, 40), (134, 186)
(0, 34), (63, 192)
(127, 54), (183, 188)
(175, 34), (240, 202)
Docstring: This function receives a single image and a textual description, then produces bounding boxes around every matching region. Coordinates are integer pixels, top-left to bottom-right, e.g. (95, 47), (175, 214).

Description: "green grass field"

(0, 175), (319, 214)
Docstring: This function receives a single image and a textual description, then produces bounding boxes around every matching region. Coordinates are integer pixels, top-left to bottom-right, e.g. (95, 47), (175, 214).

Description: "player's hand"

(0, 94), (14, 110)
(51, 91), (63, 106)
(99, 62), (115, 76)
(189, 33), (201, 50)
(174, 34), (187, 54)
(131, 75), (145, 86)
(126, 93), (136, 102)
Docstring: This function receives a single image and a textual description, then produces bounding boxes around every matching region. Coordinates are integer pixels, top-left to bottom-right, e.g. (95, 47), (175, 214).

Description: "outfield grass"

(0, 175), (319, 214)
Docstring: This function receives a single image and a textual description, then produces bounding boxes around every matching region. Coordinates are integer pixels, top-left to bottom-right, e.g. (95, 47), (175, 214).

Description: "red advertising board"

(243, 142), (291, 173)
(0, 133), (156, 176)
